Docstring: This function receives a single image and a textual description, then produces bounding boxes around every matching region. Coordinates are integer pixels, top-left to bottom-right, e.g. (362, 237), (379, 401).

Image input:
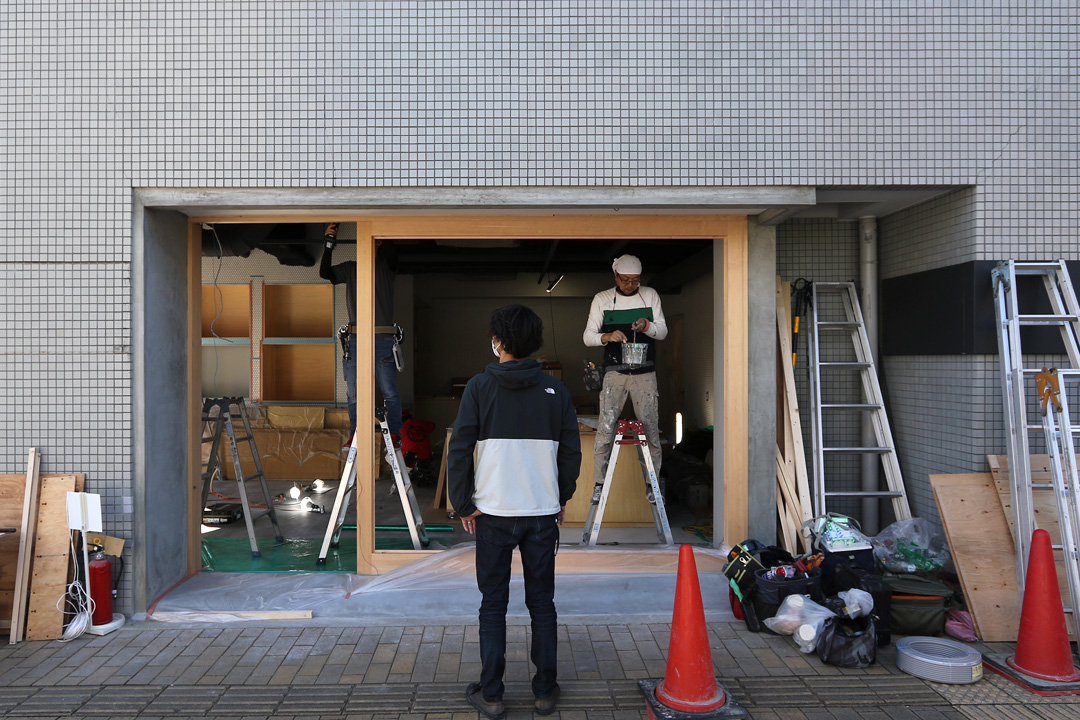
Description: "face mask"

(491, 339), (502, 358)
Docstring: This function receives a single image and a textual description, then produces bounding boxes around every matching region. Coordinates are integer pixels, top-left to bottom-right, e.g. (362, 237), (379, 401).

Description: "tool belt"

(342, 324), (399, 336)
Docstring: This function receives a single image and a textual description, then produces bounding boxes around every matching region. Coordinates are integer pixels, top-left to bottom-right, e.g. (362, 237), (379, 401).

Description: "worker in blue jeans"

(320, 223), (402, 453)
(448, 304), (581, 719)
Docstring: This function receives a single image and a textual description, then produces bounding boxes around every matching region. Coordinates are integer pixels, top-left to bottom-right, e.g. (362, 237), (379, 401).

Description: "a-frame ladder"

(992, 259), (1080, 633)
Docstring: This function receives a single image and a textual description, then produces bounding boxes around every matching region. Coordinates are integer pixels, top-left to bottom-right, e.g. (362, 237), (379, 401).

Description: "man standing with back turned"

(448, 304), (581, 719)
(583, 254), (668, 491)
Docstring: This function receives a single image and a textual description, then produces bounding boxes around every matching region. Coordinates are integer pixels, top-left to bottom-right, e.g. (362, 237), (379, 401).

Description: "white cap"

(612, 254), (642, 275)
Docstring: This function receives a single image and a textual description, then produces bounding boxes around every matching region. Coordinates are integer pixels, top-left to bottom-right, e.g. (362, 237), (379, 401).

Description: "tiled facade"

(2, 2), (1077, 611)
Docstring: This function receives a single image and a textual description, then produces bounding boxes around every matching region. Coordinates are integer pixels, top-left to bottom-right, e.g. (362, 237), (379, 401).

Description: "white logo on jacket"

(545, 387), (555, 394)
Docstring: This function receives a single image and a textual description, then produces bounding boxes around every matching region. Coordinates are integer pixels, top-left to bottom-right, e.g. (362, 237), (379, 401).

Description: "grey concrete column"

(747, 218), (777, 543)
(859, 216), (880, 534)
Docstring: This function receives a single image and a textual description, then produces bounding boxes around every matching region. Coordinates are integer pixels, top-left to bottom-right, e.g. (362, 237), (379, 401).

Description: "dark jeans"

(474, 513), (560, 701)
(343, 334), (402, 438)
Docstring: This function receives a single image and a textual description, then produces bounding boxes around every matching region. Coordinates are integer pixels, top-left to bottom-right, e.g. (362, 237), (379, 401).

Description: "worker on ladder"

(320, 222), (404, 460)
(583, 254), (668, 495)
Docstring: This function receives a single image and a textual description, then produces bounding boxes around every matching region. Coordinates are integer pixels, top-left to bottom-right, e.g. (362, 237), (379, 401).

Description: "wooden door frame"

(188, 213), (748, 574)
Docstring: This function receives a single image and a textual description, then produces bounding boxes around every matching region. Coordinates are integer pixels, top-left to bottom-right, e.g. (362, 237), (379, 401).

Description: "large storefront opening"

(184, 214), (748, 578)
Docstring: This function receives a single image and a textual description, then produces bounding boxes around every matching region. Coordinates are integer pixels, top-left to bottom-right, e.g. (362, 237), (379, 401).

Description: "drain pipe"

(859, 216), (880, 535)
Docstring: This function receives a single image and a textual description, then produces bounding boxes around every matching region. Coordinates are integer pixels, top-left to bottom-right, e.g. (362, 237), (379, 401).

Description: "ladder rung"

(822, 403), (882, 410)
(823, 446), (892, 454)
(241, 473), (265, 484)
(820, 362), (872, 368)
(234, 435), (254, 443)
(817, 321), (860, 328)
(1013, 262), (1068, 273)
(824, 491), (904, 498)
(1018, 314), (1079, 325)
(201, 437), (216, 444)
(1021, 368), (1080, 376)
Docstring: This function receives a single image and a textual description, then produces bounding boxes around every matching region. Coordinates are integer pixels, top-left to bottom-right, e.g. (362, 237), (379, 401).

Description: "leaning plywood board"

(25, 475), (79, 641)
(930, 473), (1022, 642)
(1, 473), (83, 633)
(987, 454), (1074, 613)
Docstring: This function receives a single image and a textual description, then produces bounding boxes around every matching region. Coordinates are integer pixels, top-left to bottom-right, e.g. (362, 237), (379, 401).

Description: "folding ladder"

(808, 282), (911, 521)
(1032, 368), (1080, 640)
(992, 259), (1080, 624)
(581, 419), (673, 546)
(202, 397), (284, 556)
(317, 409), (429, 564)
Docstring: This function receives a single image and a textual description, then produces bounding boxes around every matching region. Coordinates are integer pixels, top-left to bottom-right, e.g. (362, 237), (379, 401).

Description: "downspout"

(859, 216), (880, 535)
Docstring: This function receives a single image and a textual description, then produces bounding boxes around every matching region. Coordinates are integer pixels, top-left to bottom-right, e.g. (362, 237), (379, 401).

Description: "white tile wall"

(2, 2), (1077, 607)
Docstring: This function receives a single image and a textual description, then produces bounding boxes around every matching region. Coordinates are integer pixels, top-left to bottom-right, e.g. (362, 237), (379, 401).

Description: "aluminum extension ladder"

(580, 419), (673, 546)
(317, 409), (429, 564)
(992, 259), (1080, 633)
(201, 397), (284, 557)
(808, 282), (911, 521)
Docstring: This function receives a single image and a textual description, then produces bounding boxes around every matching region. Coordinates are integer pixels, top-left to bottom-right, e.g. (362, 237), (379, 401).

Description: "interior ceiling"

(199, 186), (965, 281)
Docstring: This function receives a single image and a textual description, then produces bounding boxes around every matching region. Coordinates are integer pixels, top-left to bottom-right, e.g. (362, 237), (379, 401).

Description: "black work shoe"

(465, 682), (505, 720)
(534, 683), (561, 715)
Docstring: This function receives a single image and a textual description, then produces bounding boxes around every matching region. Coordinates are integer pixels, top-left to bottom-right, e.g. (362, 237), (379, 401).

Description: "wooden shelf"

(201, 284), (250, 338)
(262, 343), (336, 402)
(264, 284), (334, 338)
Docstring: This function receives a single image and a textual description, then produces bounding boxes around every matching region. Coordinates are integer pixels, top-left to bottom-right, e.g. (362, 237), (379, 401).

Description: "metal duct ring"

(896, 636), (983, 684)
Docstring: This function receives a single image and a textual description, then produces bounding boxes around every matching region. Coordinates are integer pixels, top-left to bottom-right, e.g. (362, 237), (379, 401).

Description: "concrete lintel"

(135, 186), (816, 215)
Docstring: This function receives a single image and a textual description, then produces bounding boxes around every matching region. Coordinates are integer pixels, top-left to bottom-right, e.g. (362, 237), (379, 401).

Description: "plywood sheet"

(25, 475), (78, 641)
(930, 473), (1020, 642)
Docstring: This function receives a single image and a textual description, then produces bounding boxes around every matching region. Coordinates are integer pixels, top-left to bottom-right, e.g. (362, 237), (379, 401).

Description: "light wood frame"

(188, 214), (748, 574)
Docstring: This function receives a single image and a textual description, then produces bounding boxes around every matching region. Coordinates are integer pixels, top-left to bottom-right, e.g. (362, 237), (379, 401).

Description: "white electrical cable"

(57, 532), (96, 642)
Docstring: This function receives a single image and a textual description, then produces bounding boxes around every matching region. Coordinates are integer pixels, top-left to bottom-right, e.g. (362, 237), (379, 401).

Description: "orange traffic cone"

(638, 545), (747, 719)
(985, 528), (1080, 695)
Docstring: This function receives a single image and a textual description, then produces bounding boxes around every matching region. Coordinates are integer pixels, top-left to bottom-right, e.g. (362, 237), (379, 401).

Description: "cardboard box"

(267, 405), (325, 429)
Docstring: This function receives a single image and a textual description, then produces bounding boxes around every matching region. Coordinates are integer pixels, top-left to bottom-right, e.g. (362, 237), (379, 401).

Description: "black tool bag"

(820, 547), (875, 595)
(884, 574), (953, 637)
(833, 561), (893, 646)
(745, 567), (824, 634)
(817, 615), (878, 668)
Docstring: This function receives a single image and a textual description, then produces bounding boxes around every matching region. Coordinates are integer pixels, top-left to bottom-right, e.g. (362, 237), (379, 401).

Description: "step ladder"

(201, 397), (284, 557)
(580, 419), (673, 546)
(317, 409), (429, 564)
(992, 259), (1080, 627)
(807, 282), (911, 521)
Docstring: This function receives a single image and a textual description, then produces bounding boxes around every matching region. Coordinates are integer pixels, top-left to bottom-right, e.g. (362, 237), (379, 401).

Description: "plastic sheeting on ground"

(148, 544), (736, 625)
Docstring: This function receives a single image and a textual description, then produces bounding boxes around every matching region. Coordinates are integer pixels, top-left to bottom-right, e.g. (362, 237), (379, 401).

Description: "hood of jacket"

(484, 358), (543, 390)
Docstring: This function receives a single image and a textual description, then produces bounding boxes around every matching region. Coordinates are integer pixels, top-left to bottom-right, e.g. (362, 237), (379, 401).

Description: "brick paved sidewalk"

(1, 620), (1077, 719)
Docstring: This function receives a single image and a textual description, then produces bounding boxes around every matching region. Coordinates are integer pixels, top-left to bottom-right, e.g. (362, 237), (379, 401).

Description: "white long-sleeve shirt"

(583, 285), (668, 347)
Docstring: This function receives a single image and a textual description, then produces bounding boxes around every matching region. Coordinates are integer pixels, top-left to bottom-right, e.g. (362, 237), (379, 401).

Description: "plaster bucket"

(622, 342), (648, 366)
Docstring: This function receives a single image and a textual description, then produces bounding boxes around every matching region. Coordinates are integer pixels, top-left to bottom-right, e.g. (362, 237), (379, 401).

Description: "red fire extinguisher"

(89, 551), (113, 627)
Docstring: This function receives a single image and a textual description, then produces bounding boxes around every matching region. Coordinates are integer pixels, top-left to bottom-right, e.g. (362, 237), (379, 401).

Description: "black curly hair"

(488, 304), (544, 359)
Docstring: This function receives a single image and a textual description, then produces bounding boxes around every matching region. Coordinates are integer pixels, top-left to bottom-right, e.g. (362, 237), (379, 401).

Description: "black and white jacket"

(448, 359), (581, 518)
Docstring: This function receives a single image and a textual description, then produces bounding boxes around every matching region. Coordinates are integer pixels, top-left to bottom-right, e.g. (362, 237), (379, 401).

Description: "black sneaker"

(535, 683), (560, 715)
(465, 682), (505, 720)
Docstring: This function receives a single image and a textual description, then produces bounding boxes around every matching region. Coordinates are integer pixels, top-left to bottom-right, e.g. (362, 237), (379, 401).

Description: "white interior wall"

(662, 272), (715, 431)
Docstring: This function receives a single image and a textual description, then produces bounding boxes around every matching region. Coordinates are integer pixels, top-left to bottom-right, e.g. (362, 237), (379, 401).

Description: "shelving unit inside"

(263, 284), (334, 338)
(201, 284), (250, 339)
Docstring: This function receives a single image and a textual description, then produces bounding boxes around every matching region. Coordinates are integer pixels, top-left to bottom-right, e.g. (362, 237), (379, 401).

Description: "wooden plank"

(430, 428), (452, 512)
(10, 449), (41, 644)
(930, 472), (1022, 642)
(25, 475), (78, 641)
(776, 277), (813, 531)
(775, 452), (799, 553)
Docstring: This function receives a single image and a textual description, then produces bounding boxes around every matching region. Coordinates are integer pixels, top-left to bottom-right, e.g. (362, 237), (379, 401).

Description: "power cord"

(57, 533), (95, 642)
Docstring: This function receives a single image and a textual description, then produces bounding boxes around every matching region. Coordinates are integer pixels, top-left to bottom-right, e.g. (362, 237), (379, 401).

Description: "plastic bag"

(763, 594), (837, 653)
(871, 517), (953, 574)
(804, 513), (873, 552)
(837, 588), (874, 619)
(944, 608), (978, 642)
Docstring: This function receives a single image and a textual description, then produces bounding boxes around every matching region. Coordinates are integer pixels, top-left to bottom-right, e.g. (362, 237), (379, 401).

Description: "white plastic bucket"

(622, 342), (648, 365)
